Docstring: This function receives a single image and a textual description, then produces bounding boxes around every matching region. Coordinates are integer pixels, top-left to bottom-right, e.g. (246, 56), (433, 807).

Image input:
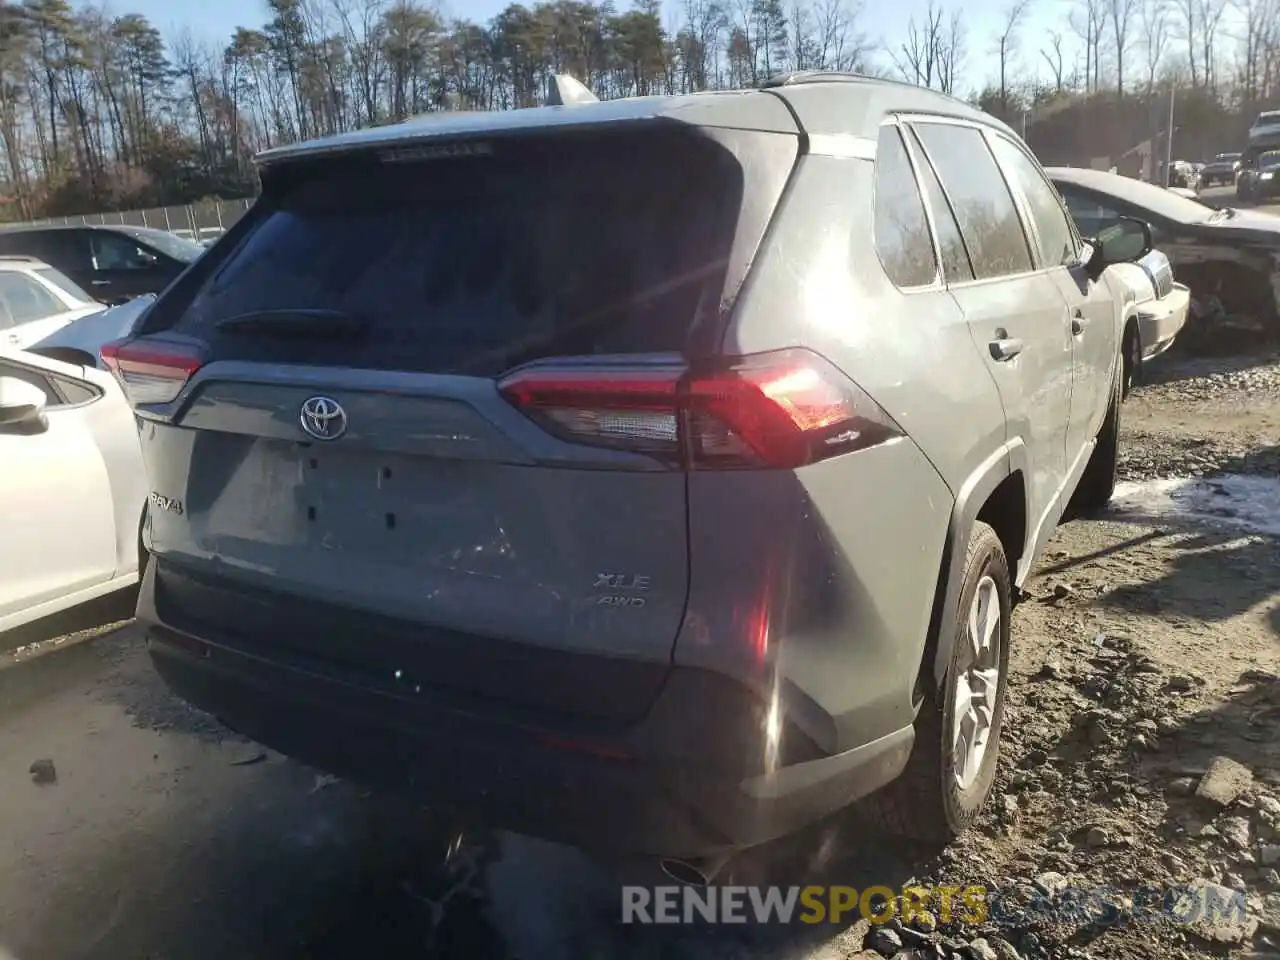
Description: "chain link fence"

(15, 197), (256, 245)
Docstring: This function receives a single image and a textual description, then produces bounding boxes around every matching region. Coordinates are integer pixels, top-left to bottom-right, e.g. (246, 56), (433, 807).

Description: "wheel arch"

(921, 441), (1030, 693)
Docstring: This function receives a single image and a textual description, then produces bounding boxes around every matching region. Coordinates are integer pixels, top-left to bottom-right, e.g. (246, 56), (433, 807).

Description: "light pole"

(1165, 85), (1176, 187)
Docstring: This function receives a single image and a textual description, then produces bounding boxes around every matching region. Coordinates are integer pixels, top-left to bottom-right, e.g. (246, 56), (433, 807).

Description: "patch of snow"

(1110, 474), (1280, 536)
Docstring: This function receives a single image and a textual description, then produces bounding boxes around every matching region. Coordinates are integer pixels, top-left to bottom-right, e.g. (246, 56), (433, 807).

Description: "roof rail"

(760, 70), (871, 88)
(544, 74), (599, 107)
(760, 70), (973, 106)
(0, 255), (42, 263)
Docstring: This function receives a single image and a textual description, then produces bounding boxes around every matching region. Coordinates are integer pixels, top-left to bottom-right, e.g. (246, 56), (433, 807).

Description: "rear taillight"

(100, 337), (206, 406)
(498, 348), (900, 469)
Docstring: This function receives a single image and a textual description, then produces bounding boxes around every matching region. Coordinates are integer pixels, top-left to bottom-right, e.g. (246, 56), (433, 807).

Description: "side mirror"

(1085, 216), (1153, 278)
(0, 376), (48, 428)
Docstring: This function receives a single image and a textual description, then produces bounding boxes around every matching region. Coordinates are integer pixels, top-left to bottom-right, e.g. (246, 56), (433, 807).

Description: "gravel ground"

(877, 347), (1280, 960)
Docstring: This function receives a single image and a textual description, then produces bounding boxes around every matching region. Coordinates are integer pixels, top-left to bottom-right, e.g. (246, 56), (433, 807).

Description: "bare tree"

(938, 8), (966, 93)
(1197, 0), (1229, 91)
(1040, 30), (1066, 91)
(994, 0), (1032, 112)
(811, 0), (871, 71)
(1108, 0), (1139, 92)
(1069, 0), (1108, 90)
(1169, 0), (1198, 84)
(1139, 0), (1169, 90)
(891, 0), (944, 88)
(1233, 0), (1279, 105)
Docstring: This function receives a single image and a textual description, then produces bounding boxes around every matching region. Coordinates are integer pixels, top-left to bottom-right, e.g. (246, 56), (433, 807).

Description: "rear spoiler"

(545, 74), (599, 107)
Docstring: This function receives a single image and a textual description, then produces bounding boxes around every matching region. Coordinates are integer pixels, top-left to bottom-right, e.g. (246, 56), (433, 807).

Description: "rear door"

(987, 134), (1117, 468)
(87, 230), (171, 300)
(0, 351), (118, 627)
(908, 120), (1075, 535)
(113, 124), (799, 721)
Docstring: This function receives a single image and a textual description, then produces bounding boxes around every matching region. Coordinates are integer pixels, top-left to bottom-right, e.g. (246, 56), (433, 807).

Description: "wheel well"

(976, 471), (1027, 575)
(916, 469), (1027, 702)
(138, 505), (150, 574)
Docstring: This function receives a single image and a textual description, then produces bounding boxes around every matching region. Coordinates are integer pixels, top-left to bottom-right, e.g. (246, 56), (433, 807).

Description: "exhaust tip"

(659, 858), (713, 887)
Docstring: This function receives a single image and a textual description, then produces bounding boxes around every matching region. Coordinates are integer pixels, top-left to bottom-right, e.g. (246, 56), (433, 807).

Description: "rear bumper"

(138, 560), (913, 859)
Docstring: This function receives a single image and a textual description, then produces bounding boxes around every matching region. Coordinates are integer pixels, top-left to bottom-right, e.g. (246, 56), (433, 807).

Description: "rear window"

(169, 128), (753, 376)
(36, 266), (92, 303)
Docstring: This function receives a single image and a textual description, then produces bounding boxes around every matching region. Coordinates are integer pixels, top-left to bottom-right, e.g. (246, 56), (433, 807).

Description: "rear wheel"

(859, 521), (1011, 843)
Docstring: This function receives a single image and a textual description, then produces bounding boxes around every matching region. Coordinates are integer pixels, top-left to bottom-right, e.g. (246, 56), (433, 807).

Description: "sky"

(124, 0), (1078, 97)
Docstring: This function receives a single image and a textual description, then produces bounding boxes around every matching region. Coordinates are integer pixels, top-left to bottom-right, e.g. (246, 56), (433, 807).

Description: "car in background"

(0, 256), (105, 349)
(0, 344), (147, 634)
(1160, 160), (1198, 190)
(104, 71), (1156, 876)
(25, 294), (154, 369)
(1200, 152), (1243, 188)
(1109, 249), (1191, 384)
(1048, 166), (1280, 343)
(1237, 150), (1280, 203)
(1248, 110), (1280, 143)
(0, 224), (204, 305)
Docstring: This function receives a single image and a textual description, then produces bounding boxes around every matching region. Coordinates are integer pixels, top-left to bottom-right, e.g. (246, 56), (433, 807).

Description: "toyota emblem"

(299, 396), (348, 441)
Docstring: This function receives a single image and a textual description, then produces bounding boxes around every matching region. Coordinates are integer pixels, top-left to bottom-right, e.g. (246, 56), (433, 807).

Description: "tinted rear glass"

(171, 128), (748, 376)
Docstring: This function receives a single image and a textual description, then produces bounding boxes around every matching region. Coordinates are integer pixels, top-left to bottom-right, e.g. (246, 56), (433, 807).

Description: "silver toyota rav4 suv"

(104, 72), (1152, 880)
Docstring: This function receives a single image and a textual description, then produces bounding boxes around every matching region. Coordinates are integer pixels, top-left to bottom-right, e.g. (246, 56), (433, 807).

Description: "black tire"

(1071, 360), (1122, 512)
(138, 507), (150, 578)
(1122, 324), (1142, 399)
(858, 521), (1012, 843)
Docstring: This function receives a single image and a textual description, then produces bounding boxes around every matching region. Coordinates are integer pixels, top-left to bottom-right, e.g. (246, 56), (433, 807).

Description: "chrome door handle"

(91, 280), (111, 286)
(989, 332), (1024, 361)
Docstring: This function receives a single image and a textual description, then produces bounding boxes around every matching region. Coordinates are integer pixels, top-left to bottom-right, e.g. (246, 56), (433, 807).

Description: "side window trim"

(875, 119), (943, 292)
(984, 131), (1082, 268)
(0, 357), (102, 410)
(901, 122), (977, 284)
(970, 128), (1042, 272)
(906, 118), (1038, 286)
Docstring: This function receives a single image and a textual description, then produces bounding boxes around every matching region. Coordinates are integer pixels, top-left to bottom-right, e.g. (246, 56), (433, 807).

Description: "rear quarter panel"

(675, 154), (1005, 753)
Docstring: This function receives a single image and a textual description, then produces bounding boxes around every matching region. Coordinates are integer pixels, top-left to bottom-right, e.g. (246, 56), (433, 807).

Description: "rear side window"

(911, 123), (1033, 280)
(988, 136), (1078, 268)
(169, 129), (760, 376)
(905, 129), (974, 283)
(872, 126), (937, 288)
(35, 267), (91, 303)
(0, 272), (62, 323)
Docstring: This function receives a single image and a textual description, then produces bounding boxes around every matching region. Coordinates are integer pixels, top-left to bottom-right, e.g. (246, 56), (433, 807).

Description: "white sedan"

(0, 257), (106, 350)
(1106, 248), (1191, 385)
(0, 343), (147, 633)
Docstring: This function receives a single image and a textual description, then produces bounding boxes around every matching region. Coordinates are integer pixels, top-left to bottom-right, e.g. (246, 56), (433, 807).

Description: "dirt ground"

(900, 347), (1280, 960)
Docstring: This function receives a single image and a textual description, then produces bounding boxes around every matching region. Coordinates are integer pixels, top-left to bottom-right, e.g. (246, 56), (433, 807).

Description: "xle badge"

(593, 573), (651, 608)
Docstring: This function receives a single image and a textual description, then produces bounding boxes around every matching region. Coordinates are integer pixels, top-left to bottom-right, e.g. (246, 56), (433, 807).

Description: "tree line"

(0, 0), (1276, 222)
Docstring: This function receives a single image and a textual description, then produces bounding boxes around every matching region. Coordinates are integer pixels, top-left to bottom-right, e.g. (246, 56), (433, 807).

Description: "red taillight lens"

(498, 349), (899, 469)
(100, 337), (205, 406)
